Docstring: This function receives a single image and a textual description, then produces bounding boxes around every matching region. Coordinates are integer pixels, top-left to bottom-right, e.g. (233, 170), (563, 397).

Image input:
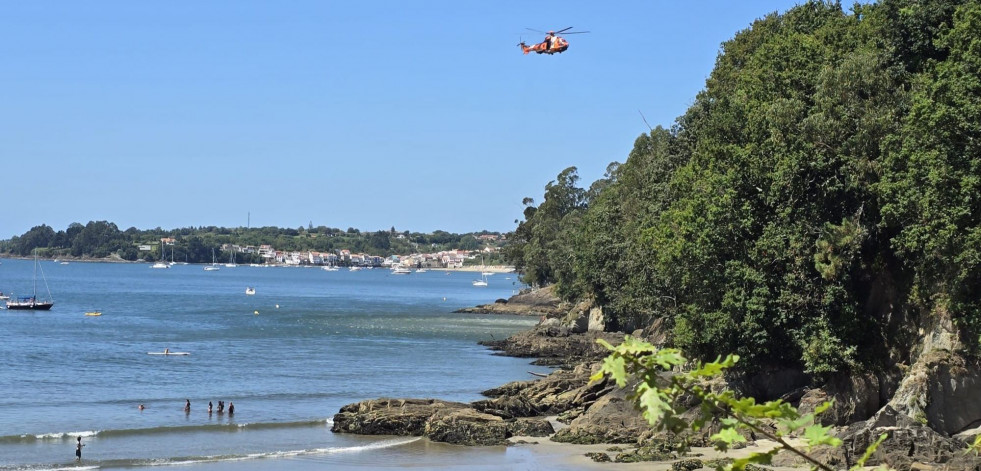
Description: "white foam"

(135, 437), (421, 467)
(40, 467), (99, 471)
(32, 430), (99, 440)
(318, 436), (421, 455)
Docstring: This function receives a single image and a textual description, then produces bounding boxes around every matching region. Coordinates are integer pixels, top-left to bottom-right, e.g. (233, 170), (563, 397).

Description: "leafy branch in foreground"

(591, 336), (889, 471)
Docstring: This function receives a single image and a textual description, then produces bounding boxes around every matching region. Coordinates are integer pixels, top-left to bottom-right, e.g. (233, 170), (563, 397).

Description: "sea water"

(0, 259), (560, 470)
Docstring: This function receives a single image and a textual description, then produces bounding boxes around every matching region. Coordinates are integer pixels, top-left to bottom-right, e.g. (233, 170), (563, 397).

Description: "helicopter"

(518, 26), (589, 55)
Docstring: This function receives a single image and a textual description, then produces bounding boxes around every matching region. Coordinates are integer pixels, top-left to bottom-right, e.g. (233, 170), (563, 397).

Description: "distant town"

(0, 221), (512, 269)
(167, 236), (509, 269)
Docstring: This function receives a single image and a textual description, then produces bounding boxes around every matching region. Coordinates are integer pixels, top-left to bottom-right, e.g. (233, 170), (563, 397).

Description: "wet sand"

(150, 434), (793, 471)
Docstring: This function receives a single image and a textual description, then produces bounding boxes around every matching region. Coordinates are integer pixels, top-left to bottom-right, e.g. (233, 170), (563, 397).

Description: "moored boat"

(6, 250), (54, 311)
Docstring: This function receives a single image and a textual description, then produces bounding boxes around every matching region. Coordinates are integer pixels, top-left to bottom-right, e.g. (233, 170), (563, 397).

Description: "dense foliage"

(506, 0), (981, 375)
(0, 222), (505, 264)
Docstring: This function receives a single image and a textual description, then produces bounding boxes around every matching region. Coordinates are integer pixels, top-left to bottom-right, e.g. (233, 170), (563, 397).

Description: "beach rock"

(586, 452), (612, 462)
(331, 398), (469, 436)
(551, 386), (650, 444)
(507, 417), (555, 437)
(475, 363), (604, 418)
(671, 459), (704, 471)
(424, 409), (509, 446)
(332, 398), (554, 446)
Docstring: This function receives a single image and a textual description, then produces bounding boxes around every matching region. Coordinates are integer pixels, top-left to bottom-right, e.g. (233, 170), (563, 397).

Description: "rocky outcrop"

(331, 398), (469, 437)
(424, 409), (511, 446)
(775, 406), (968, 471)
(475, 362), (606, 418)
(551, 385), (654, 444)
(798, 372), (893, 426)
(455, 285), (567, 316)
(331, 398), (553, 446)
(887, 349), (981, 436)
(478, 324), (624, 366)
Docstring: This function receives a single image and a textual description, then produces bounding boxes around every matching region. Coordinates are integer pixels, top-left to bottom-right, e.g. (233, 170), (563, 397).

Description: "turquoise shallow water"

(0, 259), (551, 470)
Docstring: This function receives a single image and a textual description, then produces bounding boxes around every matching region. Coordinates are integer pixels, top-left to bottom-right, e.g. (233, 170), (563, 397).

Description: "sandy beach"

(167, 433), (792, 471)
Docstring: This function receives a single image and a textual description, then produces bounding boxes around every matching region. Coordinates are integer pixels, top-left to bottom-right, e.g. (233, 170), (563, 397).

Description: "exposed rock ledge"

(454, 285), (567, 316)
(330, 398), (553, 446)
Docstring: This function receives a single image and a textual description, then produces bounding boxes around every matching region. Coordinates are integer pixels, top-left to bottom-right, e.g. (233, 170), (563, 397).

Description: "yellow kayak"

(85, 311), (102, 316)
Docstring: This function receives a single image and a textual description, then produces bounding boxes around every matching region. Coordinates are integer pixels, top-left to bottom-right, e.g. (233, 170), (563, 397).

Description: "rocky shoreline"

(332, 289), (981, 470)
(453, 285), (568, 317)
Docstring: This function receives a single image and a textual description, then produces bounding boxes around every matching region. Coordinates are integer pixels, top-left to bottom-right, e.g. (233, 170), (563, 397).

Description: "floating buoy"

(254, 310), (259, 315)
(275, 304), (280, 309)
(442, 297), (446, 301)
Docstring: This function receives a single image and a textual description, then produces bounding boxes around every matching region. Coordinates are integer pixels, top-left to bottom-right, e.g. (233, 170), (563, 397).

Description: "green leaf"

(813, 400), (834, 416)
(804, 424), (843, 448)
(711, 427), (747, 451)
(601, 355), (628, 387)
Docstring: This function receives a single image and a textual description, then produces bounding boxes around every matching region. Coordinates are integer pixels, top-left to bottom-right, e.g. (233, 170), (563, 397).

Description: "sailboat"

(7, 249), (55, 310)
(204, 249), (221, 271)
(225, 248), (237, 268)
(151, 243), (171, 268)
(472, 273), (488, 287)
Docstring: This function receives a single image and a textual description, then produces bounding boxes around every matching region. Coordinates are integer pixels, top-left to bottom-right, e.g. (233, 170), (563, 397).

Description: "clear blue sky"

(1, 1), (803, 238)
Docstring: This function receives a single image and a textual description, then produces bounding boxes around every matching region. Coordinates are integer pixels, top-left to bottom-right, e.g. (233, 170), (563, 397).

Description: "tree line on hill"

(505, 0), (981, 377)
(0, 221), (505, 264)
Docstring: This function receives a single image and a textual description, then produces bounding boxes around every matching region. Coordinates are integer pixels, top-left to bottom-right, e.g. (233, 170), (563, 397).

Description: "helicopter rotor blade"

(561, 31), (590, 34)
(556, 26), (574, 33)
(526, 28), (546, 34)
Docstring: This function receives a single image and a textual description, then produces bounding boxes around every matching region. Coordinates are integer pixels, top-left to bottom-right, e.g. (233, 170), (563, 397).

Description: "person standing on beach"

(228, 402), (234, 415)
(75, 436), (84, 461)
(208, 401), (213, 414)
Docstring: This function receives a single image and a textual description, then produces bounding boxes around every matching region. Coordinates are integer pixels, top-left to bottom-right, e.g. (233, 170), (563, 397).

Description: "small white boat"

(60, 261), (69, 265)
(349, 266), (361, 272)
(225, 250), (237, 268)
(415, 268), (427, 273)
(322, 266), (339, 272)
(245, 287), (256, 295)
(472, 273), (489, 287)
(150, 261), (170, 269)
(391, 266), (411, 275)
(204, 248), (221, 271)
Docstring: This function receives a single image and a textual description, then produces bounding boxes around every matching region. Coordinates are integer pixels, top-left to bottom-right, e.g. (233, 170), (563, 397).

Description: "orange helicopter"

(518, 26), (589, 55)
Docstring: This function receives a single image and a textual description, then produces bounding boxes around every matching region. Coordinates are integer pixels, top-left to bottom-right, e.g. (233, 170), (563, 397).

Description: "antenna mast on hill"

(248, 212), (250, 229)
